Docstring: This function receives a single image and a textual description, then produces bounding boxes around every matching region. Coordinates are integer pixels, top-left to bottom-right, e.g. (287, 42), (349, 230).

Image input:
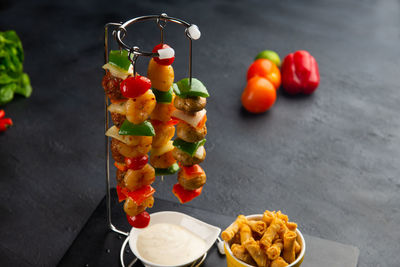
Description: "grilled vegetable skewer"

(147, 43), (180, 177)
(103, 50), (157, 228)
(171, 77), (210, 203)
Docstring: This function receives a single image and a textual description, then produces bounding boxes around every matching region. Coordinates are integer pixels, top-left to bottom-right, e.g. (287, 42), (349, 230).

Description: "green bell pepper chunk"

(173, 138), (206, 157)
(119, 120), (155, 136)
(155, 163), (180, 176)
(152, 87), (173, 103)
(173, 78), (209, 98)
(109, 50), (131, 71)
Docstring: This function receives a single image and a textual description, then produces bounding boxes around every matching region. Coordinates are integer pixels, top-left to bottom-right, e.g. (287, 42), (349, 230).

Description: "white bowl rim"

(128, 210), (221, 267)
(224, 214), (306, 267)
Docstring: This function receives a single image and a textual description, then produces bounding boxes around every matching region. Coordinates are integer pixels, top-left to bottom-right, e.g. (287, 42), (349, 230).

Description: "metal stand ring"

(115, 14), (193, 55)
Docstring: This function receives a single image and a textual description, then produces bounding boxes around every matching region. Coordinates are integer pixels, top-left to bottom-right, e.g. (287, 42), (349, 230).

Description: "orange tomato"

(247, 59), (281, 89)
(241, 76), (276, 113)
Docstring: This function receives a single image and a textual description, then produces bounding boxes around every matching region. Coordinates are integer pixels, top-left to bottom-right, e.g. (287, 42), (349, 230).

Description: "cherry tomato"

(120, 75), (151, 98)
(247, 59), (281, 90)
(127, 211), (150, 228)
(241, 76), (276, 114)
(152, 43), (175, 65)
(125, 155), (148, 170)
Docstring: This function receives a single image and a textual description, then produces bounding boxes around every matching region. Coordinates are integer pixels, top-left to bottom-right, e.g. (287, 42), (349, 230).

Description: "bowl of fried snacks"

(221, 210), (305, 267)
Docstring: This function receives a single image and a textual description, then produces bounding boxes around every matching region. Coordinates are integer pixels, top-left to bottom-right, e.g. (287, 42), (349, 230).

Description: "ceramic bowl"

(128, 211), (221, 267)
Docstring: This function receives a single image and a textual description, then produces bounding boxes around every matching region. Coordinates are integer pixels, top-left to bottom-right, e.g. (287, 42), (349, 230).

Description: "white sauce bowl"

(128, 211), (221, 267)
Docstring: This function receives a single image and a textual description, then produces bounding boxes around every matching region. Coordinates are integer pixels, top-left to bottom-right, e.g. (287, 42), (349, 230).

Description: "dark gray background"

(1, 0), (399, 266)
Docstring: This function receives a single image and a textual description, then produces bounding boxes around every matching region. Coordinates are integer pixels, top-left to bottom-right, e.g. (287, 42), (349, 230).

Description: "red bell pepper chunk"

(116, 185), (127, 202)
(182, 164), (205, 177)
(114, 162), (127, 172)
(121, 185), (155, 206)
(172, 183), (203, 204)
(0, 110), (5, 119)
(281, 50), (320, 95)
(127, 211), (150, 228)
(0, 117), (13, 132)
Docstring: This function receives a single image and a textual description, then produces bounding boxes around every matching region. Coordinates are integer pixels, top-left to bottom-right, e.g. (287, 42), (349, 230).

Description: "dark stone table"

(1, 0), (399, 266)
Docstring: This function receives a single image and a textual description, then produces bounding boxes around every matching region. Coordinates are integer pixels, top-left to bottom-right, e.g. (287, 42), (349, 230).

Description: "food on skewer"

(103, 37), (208, 226)
(103, 50), (156, 228)
(147, 43), (180, 177)
(171, 78), (210, 203)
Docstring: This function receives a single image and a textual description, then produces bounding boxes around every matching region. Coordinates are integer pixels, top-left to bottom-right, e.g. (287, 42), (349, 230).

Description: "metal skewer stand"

(103, 14), (204, 267)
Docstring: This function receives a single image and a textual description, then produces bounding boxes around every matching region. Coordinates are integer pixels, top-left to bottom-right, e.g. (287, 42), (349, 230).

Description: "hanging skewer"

(103, 14), (201, 236)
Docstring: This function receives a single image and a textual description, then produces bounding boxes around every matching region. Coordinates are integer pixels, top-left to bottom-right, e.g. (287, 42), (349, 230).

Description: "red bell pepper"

(281, 50), (320, 95)
(172, 183), (203, 204)
(0, 110), (13, 132)
(116, 185), (127, 202)
(182, 164), (205, 178)
(114, 162), (127, 172)
(117, 185), (155, 205)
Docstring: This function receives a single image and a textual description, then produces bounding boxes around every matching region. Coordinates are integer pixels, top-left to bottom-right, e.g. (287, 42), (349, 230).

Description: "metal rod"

(120, 235), (138, 267)
(104, 22), (129, 237)
(189, 37), (193, 85)
(157, 13), (168, 44)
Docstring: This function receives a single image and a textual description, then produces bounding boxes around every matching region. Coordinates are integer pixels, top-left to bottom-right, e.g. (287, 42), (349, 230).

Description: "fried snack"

(262, 210), (275, 225)
(260, 217), (282, 249)
(287, 221), (297, 231)
(231, 244), (256, 265)
(294, 241), (301, 255)
(231, 232), (241, 245)
(267, 238), (283, 260)
(276, 211), (288, 223)
(244, 239), (269, 267)
(283, 231), (297, 264)
(248, 220), (267, 236)
(278, 221), (300, 253)
(270, 257), (289, 267)
(221, 215), (247, 242)
(240, 224), (253, 244)
(223, 210), (301, 267)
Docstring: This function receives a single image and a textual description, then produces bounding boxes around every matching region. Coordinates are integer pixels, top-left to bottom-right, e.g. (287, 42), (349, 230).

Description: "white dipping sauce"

(137, 223), (206, 265)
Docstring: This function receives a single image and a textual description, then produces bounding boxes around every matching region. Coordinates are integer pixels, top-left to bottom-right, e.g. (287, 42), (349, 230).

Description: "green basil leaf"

(152, 87), (173, 103)
(155, 163), (180, 176)
(119, 120), (155, 136)
(15, 73), (32, 97)
(0, 30), (32, 104)
(172, 138), (206, 156)
(173, 78), (209, 98)
(0, 83), (16, 105)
